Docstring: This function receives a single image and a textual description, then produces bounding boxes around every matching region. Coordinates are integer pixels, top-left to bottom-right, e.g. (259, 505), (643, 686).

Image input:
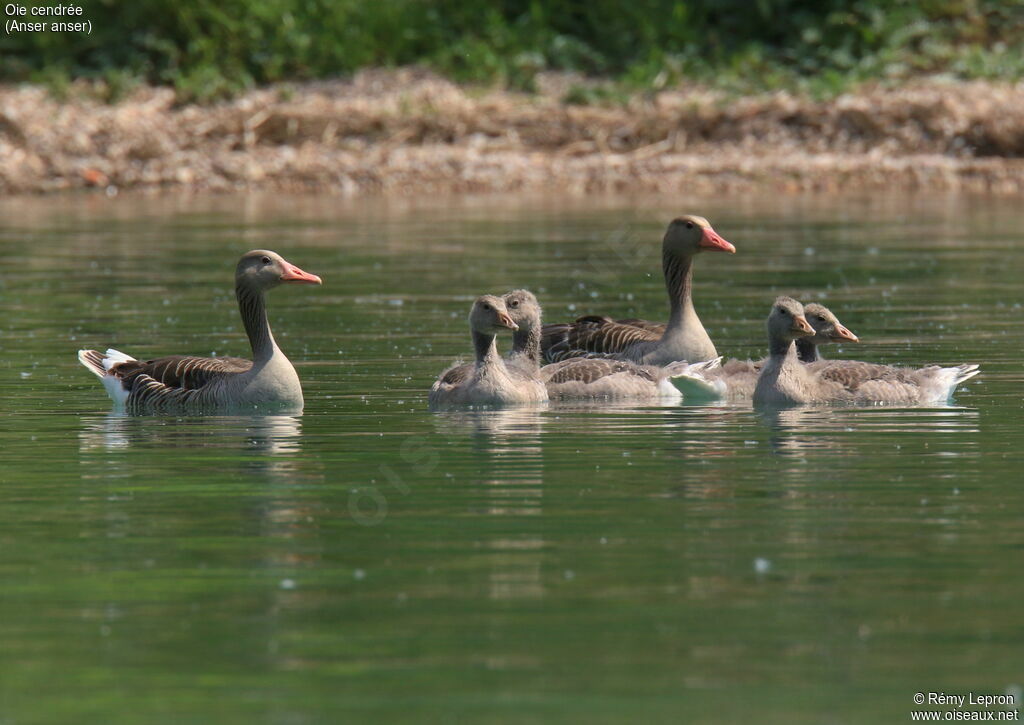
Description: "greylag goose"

(78, 250), (322, 413)
(796, 302), (858, 363)
(430, 296), (548, 407)
(541, 215), (735, 366)
(505, 289), (721, 401)
(752, 297), (979, 407)
(674, 302), (859, 401)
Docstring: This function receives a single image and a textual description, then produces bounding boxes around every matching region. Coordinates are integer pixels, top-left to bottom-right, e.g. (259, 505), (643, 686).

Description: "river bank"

(3, 69), (1024, 197)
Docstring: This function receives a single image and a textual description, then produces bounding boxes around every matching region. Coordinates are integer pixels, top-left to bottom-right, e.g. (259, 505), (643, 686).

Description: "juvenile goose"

(505, 289), (720, 401)
(796, 302), (859, 363)
(78, 250), (322, 413)
(430, 296), (548, 407)
(429, 289), (542, 388)
(675, 302), (859, 401)
(752, 297), (979, 407)
(541, 215), (735, 365)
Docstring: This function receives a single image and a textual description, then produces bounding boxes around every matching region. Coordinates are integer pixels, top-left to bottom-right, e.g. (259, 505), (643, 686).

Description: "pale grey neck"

(473, 330), (501, 368)
(510, 323), (541, 372)
(769, 334), (797, 360)
(795, 338), (818, 363)
(236, 282), (277, 363)
(661, 250), (711, 349)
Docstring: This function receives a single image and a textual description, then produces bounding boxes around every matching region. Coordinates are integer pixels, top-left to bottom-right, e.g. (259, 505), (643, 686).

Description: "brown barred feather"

(438, 362), (473, 387)
(112, 355), (252, 392)
(544, 358), (658, 385)
(541, 316), (660, 363)
(78, 350), (107, 377)
(614, 318), (667, 335)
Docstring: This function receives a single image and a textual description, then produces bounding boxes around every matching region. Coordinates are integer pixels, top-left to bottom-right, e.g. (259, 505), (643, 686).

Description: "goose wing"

(542, 358), (658, 385)
(541, 315), (659, 363)
(437, 361), (473, 387)
(614, 318), (667, 335)
(113, 355), (253, 391)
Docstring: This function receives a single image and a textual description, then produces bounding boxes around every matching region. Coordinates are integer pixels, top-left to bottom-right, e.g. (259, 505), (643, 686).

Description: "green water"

(0, 193), (1021, 724)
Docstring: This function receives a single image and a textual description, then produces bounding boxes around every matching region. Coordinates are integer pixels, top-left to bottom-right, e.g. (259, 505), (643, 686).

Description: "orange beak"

(280, 261), (322, 285)
(833, 324), (859, 343)
(498, 312), (518, 331)
(699, 226), (736, 254)
(794, 316), (814, 335)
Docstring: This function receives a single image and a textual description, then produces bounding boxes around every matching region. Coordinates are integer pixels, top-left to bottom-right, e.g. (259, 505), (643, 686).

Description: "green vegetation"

(2, 0), (1023, 101)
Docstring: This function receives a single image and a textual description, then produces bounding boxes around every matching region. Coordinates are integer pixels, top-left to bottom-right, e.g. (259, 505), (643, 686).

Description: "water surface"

(0, 192), (1021, 723)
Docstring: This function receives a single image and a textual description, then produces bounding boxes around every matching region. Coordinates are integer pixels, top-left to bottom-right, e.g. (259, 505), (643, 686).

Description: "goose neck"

(795, 338), (818, 363)
(511, 324), (542, 372)
(769, 335), (798, 360)
(663, 250), (696, 329)
(473, 330), (501, 367)
(236, 282), (277, 363)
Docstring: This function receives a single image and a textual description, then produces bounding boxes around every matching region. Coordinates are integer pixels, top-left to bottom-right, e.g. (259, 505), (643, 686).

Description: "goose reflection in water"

(432, 407), (547, 601)
(757, 404), (981, 459)
(78, 413), (306, 480)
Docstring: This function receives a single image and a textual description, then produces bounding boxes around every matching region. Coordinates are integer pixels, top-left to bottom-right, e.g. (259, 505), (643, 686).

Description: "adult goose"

(505, 289), (720, 401)
(430, 295), (548, 407)
(78, 250), (322, 413)
(752, 297), (979, 407)
(541, 215), (735, 366)
(675, 302), (859, 401)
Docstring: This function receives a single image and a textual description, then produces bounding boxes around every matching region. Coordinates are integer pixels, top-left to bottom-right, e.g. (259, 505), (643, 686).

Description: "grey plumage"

(674, 301), (859, 401)
(77, 250), (322, 413)
(752, 297), (979, 406)
(506, 289), (717, 401)
(429, 295), (548, 407)
(540, 215), (735, 365)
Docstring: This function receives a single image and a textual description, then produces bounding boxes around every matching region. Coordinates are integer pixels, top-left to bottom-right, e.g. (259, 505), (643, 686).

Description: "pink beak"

(280, 261), (322, 285)
(794, 316), (814, 335)
(700, 227), (736, 254)
(498, 313), (519, 331)
(834, 324), (859, 343)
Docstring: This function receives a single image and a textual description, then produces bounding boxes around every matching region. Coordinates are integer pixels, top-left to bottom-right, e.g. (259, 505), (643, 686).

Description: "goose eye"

(261, 256), (271, 265)
(483, 304), (491, 310)
(816, 315), (826, 322)
(509, 300), (519, 308)
(780, 308), (789, 316)
(685, 221), (694, 229)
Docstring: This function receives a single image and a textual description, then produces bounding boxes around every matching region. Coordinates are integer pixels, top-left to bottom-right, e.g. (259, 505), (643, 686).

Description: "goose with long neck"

(540, 215), (735, 365)
(752, 297), (979, 407)
(674, 302), (859, 401)
(430, 296), (548, 407)
(505, 289), (721, 400)
(78, 250), (322, 413)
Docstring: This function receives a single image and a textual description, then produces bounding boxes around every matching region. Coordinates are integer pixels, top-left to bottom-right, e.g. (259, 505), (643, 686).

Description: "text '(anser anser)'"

(78, 250), (322, 413)
(429, 295), (548, 407)
(752, 297), (979, 407)
(541, 215), (735, 366)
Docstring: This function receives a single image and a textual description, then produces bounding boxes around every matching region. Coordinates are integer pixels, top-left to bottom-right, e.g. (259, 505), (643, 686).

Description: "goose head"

(804, 302), (859, 344)
(236, 250), (322, 291)
(503, 289), (542, 330)
(663, 215), (736, 257)
(471, 295), (518, 334)
(767, 296), (814, 344)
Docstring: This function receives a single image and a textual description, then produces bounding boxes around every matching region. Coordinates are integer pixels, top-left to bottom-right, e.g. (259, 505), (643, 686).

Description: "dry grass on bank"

(3, 69), (1024, 196)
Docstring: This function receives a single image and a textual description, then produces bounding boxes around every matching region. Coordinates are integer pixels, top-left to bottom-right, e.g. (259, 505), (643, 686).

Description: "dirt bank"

(3, 69), (1024, 196)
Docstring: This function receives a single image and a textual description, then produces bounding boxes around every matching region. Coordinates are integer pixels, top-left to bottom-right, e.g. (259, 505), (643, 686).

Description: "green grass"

(2, 0), (1023, 102)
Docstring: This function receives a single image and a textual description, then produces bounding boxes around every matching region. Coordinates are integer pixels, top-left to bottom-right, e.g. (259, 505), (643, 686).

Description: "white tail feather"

(664, 357), (726, 400)
(102, 348), (136, 370)
(77, 348), (136, 406)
